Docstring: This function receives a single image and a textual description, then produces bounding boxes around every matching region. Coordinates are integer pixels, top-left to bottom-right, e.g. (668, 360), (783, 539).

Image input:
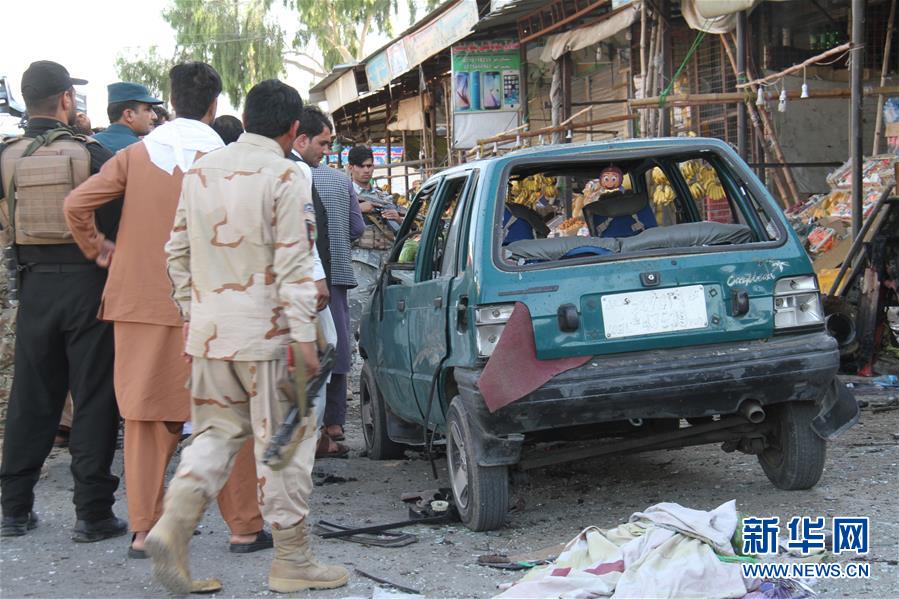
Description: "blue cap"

(107, 82), (162, 106)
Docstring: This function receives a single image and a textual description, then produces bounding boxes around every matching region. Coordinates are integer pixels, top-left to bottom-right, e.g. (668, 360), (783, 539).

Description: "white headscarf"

(143, 118), (224, 175)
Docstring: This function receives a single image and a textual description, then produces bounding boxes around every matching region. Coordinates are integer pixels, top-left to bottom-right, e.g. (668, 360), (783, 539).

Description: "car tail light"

(774, 276), (824, 330)
(474, 304), (515, 358)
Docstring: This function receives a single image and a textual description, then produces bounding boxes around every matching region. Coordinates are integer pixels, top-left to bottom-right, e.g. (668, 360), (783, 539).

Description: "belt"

(25, 263), (98, 273)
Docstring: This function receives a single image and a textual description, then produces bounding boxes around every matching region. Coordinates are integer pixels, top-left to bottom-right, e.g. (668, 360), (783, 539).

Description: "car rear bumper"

(454, 331), (840, 436)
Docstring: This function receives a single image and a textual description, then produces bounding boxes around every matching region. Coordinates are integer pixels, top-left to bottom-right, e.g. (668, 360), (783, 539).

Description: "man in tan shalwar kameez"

(63, 62), (268, 557)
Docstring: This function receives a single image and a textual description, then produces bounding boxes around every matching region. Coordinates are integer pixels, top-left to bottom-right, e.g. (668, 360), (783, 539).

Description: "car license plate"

(601, 285), (709, 339)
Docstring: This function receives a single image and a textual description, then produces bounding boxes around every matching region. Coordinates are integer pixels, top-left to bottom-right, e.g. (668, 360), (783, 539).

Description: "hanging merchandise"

(756, 87), (766, 107)
(778, 88), (788, 113)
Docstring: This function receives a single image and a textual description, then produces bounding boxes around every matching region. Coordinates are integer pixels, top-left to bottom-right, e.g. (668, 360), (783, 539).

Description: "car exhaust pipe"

(740, 400), (765, 424)
(825, 312), (856, 350)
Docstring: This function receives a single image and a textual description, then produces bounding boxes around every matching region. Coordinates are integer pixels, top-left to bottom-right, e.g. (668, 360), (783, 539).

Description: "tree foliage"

(114, 0), (443, 107)
(114, 47), (175, 103)
(162, 0), (286, 106)
(289, 0), (441, 70)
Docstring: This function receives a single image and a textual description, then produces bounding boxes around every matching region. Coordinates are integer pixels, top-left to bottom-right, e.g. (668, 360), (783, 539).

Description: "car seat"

(581, 191), (657, 238)
(501, 203), (550, 245)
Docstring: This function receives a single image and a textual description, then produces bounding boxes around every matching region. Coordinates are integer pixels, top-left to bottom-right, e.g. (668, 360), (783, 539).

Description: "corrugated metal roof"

(308, 64), (357, 102)
(473, 0), (548, 31)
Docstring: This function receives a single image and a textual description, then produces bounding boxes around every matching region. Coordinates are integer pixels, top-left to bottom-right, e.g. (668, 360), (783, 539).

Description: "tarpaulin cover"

(477, 302), (589, 413)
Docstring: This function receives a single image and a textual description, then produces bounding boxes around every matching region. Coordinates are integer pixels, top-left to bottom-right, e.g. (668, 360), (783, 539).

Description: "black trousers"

(0, 268), (120, 521)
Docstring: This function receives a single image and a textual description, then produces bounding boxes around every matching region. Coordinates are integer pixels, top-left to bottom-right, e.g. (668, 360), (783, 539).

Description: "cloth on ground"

(495, 500), (748, 599)
(477, 302), (589, 413)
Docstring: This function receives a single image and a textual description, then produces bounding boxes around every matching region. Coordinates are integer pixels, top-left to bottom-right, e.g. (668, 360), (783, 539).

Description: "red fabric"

(550, 567), (572, 577)
(478, 302), (590, 413)
(586, 560), (626, 576)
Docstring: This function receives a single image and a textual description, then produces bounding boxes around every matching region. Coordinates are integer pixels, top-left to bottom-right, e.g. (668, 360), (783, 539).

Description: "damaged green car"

(357, 138), (859, 532)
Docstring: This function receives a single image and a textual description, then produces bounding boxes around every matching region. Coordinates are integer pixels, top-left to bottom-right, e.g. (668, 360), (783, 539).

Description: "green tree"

(114, 0), (442, 107)
(162, 0), (287, 106)
(114, 47), (175, 103)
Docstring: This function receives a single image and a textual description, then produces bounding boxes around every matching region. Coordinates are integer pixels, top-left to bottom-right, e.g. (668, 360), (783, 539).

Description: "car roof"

(439, 137), (733, 178)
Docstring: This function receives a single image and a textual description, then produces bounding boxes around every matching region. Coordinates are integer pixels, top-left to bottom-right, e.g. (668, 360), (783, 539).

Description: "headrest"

(582, 191), (650, 219)
(504, 202), (550, 238)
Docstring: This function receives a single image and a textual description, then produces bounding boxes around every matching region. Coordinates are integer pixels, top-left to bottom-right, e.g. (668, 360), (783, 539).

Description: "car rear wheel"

(360, 361), (406, 460)
(446, 397), (508, 531)
(758, 402), (826, 490)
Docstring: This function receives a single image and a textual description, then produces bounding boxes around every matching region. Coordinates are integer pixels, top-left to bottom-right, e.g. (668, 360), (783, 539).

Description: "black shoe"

(229, 529), (273, 554)
(71, 516), (128, 543)
(1, 512), (38, 537)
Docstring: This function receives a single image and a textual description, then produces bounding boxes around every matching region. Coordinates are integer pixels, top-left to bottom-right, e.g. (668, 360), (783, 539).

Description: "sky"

(0, 0), (414, 135)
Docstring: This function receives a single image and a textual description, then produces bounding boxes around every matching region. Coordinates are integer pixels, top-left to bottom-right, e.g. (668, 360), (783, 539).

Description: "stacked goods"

(786, 154), (896, 261)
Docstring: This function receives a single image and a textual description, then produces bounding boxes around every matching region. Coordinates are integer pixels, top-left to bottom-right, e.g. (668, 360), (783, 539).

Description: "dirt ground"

(0, 381), (896, 599)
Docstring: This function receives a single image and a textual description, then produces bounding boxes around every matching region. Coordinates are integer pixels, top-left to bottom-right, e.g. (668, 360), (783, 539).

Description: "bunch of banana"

(652, 184), (676, 206)
(508, 174), (558, 208)
(706, 182), (727, 201)
(697, 165), (718, 188)
(651, 167), (669, 185)
(679, 160), (698, 180)
(689, 182), (705, 200)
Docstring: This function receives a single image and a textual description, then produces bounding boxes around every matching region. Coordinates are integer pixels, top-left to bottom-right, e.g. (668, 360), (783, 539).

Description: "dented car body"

(357, 138), (859, 531)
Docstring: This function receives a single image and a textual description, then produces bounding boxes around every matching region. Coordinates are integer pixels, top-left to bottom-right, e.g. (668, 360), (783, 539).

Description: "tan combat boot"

(145, 477), (215, 595)
(269, 521), (349, 592)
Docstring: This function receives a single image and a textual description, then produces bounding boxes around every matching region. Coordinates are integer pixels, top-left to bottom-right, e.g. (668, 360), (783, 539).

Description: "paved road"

(1, 386), (896, 598)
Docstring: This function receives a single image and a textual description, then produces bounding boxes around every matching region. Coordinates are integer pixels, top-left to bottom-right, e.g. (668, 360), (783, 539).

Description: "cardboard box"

(885, 122), (899, 138)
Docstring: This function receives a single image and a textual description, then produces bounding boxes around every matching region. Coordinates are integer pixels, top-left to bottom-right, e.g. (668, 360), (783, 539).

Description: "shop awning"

(539, 3), (641, 62)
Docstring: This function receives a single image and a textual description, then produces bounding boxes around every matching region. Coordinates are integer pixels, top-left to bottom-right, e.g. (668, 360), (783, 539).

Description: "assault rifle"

(262, 343), (335, 468)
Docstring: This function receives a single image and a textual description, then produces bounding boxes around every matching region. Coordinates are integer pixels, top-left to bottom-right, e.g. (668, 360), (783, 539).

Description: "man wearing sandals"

(146, 79), (348, 594)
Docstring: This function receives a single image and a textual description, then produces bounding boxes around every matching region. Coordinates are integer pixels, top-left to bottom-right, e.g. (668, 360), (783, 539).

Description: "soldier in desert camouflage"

(144, 79), (348, 594)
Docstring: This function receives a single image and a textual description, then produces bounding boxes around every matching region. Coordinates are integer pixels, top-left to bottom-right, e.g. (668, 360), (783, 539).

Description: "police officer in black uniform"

(0, 61), (125, 542)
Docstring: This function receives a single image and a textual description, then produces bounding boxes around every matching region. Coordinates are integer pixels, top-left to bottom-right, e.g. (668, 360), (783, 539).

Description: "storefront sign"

(326, 145), (405, 166)
(365, 0), (479, 92)
(451, 39), (521, 113)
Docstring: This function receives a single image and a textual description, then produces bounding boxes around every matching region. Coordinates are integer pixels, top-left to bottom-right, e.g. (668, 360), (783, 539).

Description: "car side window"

(417, 175), (469, 282)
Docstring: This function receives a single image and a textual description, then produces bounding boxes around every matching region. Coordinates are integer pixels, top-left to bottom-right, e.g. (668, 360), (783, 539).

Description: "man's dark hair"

(243, 80), (302, 138)
(107, 100), (141, 123)
(169, 62), (222, 120)
(298, 105), (332, 139)
(212, 115), (244, 145)
(347, 145), (373, 166)
(24, 89), (67, 116)
(152, 105), (170, 121)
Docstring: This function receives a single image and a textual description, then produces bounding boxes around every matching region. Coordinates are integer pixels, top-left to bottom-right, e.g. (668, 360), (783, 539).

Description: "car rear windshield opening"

(498, 152), (780, 266)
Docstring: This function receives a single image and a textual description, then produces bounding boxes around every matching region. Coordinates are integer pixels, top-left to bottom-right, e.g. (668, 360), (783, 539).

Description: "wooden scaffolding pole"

(723, 33), (802, 205)
(736, 42), (852, 89)
(872, 0), (896, 154)
(720, 35), (790, 204)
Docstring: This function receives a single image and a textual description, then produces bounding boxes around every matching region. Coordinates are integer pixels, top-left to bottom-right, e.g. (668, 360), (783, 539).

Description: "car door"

(406, 171), (475, 417)
(368, 180), (440, 424)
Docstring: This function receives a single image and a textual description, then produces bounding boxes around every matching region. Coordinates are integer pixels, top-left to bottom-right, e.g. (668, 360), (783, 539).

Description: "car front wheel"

(446, 397), (508, 531)
(758, 402), (826, 490)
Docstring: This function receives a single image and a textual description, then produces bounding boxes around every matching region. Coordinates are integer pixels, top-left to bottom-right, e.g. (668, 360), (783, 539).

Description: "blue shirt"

(92, 123), (140, 153)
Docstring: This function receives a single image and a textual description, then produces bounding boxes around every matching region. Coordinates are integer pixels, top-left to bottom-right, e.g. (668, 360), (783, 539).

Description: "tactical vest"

(0, 128), (93, 246)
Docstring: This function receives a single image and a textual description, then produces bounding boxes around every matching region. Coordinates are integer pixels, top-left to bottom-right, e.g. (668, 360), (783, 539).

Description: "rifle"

(262, 343), (335, 468)
(361, 188), (406, 234)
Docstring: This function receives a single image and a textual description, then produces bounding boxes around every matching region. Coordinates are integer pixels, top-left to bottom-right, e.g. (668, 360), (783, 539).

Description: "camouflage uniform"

(164, 132), (318, 528)
(348, 184), (399, 336)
